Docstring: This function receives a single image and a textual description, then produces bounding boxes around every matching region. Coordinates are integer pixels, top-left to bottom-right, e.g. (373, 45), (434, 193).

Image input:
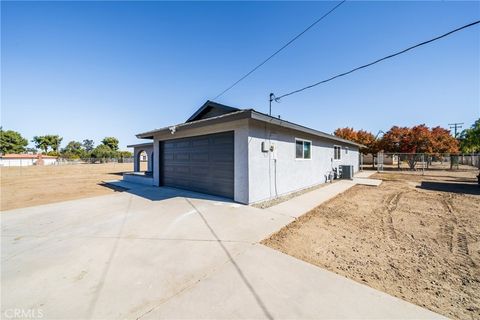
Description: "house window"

(345, 147), (349, 154)
(334, 145), (341, 160)
(295, 139), (311, 159)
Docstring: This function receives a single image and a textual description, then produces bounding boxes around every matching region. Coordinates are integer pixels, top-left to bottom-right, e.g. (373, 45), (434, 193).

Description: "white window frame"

(333, 145), (342, 161)
(295, 138), (312, 160)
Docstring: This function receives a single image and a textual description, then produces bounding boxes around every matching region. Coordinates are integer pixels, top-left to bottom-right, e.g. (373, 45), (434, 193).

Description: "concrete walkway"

(144, 244), (442, 319)
(268, 171), (380, 218)
(1, 174), (444, 319)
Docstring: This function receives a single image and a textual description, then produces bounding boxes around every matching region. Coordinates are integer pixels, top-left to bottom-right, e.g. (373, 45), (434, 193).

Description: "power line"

(273, 20), (480, 102)
(213, 0), (346, 100)
(449, 122), (464, 138)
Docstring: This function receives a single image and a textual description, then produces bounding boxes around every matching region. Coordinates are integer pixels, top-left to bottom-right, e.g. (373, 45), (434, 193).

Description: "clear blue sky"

(2, 1), (479, 150)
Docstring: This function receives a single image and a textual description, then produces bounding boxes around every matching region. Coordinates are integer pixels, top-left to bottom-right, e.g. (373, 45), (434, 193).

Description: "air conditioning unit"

(340, 165), (354, 180)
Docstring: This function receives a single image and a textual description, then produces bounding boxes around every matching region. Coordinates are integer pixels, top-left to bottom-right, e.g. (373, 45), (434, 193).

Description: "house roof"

(136, 102), (363, 148)
(126, 142), (153, 148)
(185, 100), (240, 123)
(0, 154), (57, 159)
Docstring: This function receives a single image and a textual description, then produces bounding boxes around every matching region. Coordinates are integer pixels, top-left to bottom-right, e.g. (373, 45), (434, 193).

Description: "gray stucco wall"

(133, 145), (153, 172)
(247, 120), (359, 204)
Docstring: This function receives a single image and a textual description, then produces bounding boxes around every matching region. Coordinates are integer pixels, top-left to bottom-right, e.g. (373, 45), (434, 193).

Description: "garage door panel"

(161, 131), (234, 199)
(163, 178), (191, 189)
(172, 152), (189, 161)
(163, 152), (174, 161)
(175, 141), (191, 148)
(173, 166), (190, 174)
(190, 166), (209, 177)
(191, 138), (209, 147)
(190, 151), (209, 162)
(209, 153), (234, 162)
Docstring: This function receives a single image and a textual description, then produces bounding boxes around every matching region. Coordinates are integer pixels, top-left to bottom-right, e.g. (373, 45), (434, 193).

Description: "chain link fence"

(361, 153), (480, 173)
(57, 157), (135, 165)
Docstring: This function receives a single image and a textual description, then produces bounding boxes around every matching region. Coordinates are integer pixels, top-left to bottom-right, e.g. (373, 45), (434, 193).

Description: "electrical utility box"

(340, 165), (354, 180)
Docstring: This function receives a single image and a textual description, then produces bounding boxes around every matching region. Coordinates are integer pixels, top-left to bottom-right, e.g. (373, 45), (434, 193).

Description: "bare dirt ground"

(263, 169), (480, 319)
(0, 162), (145, 211)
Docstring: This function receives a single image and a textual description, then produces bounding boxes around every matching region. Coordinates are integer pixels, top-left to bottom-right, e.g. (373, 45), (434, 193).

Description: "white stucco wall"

(0, 159), (35, 166)
(247, 120), (359, 204)
(0, 158), (57, 167)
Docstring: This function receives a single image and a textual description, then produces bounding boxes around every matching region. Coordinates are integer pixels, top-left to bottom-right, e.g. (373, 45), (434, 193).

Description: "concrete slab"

(1, 185), (291, 319)
(353, 177), (383, 186)
(143, 244), (444, 319)
(2, 181), (441, 320)
(87, 240), (253, 319)
(354, 170), (377, 178)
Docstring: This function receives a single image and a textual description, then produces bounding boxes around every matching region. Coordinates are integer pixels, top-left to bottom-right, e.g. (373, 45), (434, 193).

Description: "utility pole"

(448, 122), (464, 138)
(269, 93), (274, 116)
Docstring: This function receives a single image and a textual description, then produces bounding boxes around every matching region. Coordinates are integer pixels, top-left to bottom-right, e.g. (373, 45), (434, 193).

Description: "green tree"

(62, 141), (84, 159)
(91, 145), (116, 162)
(32, 136), (50, 153)
(117, 150), (133, 163)
(32, 135), (63, 153)
(118, 150), (133, 158)
(48, 135), (63, 152)
(460, 119), (480, 153)
(0, 128), (28, 154)
(101, 137), (119, 151)
(83, 139), (94, 152)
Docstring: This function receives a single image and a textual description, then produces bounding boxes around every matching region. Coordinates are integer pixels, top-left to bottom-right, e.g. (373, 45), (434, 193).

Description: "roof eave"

(136, 109), (364, 148)
(250, 111), (364, 148)
(126, 142), (154, 148)
(136, 109), (252, 139)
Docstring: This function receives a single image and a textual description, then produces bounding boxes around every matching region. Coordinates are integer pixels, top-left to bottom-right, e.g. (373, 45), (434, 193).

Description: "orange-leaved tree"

(380, 124), (459, 169)
(431, 126), (459, 154)
(333, 127), (358, 142)
(334, 127), (378, 154)
(335, 124), (459, 170)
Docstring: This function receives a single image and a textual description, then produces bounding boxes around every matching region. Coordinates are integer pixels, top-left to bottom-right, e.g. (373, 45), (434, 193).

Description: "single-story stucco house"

(125, 101), (362, 204)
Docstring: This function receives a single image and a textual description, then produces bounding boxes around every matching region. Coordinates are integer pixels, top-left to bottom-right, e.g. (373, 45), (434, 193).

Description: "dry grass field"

(0, 162), (146, 211)
(263, 169), (480, 319)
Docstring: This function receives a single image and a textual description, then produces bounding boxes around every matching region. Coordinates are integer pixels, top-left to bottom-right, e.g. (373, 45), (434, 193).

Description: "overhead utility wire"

(273, 20), (480, 101)
(213, 0), (346, 100)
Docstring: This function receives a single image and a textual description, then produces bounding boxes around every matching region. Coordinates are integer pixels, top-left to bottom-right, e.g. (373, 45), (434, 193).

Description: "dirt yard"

(0, 162), (144, 211)
(263, 169), (480, 319)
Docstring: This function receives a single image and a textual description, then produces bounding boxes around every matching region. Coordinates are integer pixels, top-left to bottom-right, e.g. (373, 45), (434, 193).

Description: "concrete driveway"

(1, 182), (443, 319)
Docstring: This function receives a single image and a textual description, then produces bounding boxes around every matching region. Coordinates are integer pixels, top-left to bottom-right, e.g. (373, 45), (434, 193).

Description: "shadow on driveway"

(99, 180), (234, 202)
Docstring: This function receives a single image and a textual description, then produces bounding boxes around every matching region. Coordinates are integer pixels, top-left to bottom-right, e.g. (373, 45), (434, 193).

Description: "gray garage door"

(160, 131), (234, 198)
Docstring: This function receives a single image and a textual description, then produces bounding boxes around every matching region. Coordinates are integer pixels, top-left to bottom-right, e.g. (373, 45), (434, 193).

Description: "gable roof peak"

(186, 100), (241, 123)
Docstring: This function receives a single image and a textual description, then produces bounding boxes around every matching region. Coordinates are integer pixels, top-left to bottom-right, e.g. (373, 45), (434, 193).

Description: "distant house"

(0, 154), (58, 167)
(126, 100), (362, 204)
(363, 153), (398, 166)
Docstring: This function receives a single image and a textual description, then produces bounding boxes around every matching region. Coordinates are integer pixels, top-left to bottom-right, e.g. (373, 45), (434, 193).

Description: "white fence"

(0, 157), (135, 167)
